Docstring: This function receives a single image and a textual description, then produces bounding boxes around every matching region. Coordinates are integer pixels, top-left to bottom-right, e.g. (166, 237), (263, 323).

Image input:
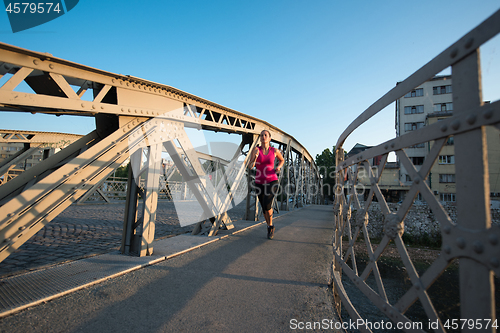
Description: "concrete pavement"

(0, 201), (242, 278)
(0, 205), (341, 332)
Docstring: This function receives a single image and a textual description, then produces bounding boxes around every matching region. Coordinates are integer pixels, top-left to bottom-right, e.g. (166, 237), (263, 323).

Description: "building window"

(439, 174), (455, 183)
(440, 193), (456, 202)
(438, 155), (455, 164)
(411, 156), (424, 165)
(409, 143), (426, 148)
(404, 105), (424, 114)
(446, 136), (454, 145)
(405, 174), (412, 182)
(404, 122), (424, 132)
(404, 88), (424, 98)
(433, 103), (453, 112)
(433, 85), (452, 95)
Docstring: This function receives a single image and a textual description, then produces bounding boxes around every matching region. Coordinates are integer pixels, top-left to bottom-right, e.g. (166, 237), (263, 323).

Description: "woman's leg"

(264, 208), (273, 227)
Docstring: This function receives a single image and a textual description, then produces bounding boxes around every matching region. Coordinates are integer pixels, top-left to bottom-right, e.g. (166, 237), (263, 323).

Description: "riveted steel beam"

(0, 116), (146, 262)
(0, 42), (322, 263)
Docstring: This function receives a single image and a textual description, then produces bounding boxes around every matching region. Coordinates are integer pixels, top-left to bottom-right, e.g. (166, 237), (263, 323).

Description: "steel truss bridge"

(0, 42), (321, 261)
(1, 8), (500, 332)
(333, 9), (500, 333)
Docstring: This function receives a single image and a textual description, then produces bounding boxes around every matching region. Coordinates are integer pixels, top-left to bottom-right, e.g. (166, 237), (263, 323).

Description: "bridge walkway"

(0, 205), (341, 332)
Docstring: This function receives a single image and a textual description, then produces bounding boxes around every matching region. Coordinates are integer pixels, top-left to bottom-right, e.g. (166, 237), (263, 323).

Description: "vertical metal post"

(452, 49), (494, 329)
(245, 134), (259, 221)
(139, 143), (162, 256)
(333, 147), (345, 315)
(284, 144), (291, 211)
(121, 148), (142, 255)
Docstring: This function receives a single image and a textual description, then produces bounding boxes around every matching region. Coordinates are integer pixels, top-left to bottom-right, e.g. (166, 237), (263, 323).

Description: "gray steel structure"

(0, 43), (321, 262)
(333, 9), (500, 333)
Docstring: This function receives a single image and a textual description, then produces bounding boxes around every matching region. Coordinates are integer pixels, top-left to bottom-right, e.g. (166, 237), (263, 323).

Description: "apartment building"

(426, 112), (500, 202)
(395, 75), (453, 190)
(396, 75), (500, 203)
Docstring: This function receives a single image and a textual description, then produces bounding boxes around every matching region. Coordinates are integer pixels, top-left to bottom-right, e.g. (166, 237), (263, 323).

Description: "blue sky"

(1, 0), (499, 159)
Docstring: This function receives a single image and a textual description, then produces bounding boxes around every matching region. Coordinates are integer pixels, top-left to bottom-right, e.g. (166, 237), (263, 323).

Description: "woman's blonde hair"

(260, 130), (271, 138)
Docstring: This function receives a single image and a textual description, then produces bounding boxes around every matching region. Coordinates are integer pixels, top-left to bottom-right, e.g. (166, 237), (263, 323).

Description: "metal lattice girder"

(161, 127), (241, 236)
(0, 42), (319, 169)
(0, 130), (82, 145)
(332, 8), (500, 333)
(205, 135), (258, 235)
(0, 144), (35, 176)
(0, 42), (322, 263)
(0, 116), (147, 262)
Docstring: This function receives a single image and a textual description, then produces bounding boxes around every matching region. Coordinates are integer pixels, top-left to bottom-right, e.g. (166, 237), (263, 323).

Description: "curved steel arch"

(333, 9), (500, 333)
(0, 42), (321, 261)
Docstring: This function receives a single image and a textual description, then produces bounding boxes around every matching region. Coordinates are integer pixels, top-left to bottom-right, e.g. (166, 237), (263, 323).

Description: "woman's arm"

(275, 148), (285, 174)
(248, 147), (260, 169)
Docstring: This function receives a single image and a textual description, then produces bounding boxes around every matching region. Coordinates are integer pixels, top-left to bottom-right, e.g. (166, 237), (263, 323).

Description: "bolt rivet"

(457, 237), (466, 249)
(414, 178), (420, 184)
(444, 246), (451, 254)
(450, 48), (458, 58)
(465, 38), (474, 49)
(441, 125), (448, 132)
(490, 258), (499, 268)
(391, 143), (395, 148)
(489, 234), (498, 245)
(484, 109), (493, 119)
(33, 60), (39, 65)
(451, 120), (460, 130)
(473, 241), (484, 254)
(466, 114), (476, 125)
(384, 144), (388, 150)
(49, 64), (54, 69)
(19, 226), (26, 231)
(443, 226), (451, 234)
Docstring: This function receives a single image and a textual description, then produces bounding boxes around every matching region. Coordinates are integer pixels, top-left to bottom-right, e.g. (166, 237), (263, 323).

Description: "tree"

(315, 147), (337, 200)
(114, 162), (130, 178)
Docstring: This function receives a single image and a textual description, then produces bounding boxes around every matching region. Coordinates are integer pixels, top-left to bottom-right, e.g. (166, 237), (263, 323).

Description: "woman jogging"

(249, 130), (285, 239)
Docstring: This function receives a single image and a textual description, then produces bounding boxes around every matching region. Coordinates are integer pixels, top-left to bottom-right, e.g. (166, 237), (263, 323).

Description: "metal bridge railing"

(332, 9), (500, 333)
(80, 176), (192, 202)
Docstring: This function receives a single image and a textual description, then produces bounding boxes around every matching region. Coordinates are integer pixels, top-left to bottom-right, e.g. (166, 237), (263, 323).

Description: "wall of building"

(396, 76), (453, 186)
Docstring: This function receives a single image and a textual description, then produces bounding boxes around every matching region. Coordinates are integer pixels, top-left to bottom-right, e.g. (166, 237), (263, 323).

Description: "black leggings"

(255, 181), (279, 211)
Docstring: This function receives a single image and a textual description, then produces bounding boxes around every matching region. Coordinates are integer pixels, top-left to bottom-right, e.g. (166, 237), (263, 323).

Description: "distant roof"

(347, 143), (373, 157)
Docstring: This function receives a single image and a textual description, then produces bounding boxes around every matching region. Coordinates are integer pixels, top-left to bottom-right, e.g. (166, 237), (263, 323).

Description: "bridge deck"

(0, 205), (340, 332)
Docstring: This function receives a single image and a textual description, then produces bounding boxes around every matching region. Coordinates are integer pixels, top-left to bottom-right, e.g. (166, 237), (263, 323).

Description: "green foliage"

(114, 163), (130, 178)
(315, 146), (337, 199)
